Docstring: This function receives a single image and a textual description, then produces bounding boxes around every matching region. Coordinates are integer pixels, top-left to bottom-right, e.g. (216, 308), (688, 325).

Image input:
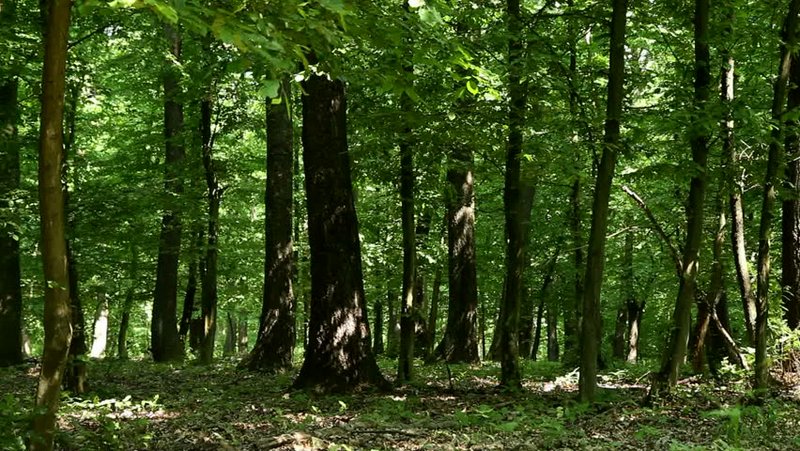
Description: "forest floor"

(2, 356), (800, 450)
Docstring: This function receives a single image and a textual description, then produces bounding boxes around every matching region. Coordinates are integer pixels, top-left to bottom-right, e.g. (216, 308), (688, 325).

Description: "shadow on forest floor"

(2, 357), (800, 450)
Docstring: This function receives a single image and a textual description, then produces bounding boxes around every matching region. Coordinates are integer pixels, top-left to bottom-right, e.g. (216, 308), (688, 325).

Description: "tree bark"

(32, 0), (72, 447)
(292, 71), (388, 392)
(753, 0), (800, 390)
(373, 300), (384, 355)
(436, 144), (479, 364)
(89, 291), (109, 359)
(783, 30), (800, 331)
(426, 264), (442, 361)
(179, 226), (203, 340)
(224, 311), (236, 357)
(244, 78), (295, 371)
(237, 313), (248, 354)
(386, 285), (400, 357)
(546, 298), (559, 362)
(624, 231), (644, 364)
(651, 0), (711, 396)
(531, 292), (545, 361)
(151, 23), (185, 363)
(0, 68), (22, 367)
(580, 0), (628, 403)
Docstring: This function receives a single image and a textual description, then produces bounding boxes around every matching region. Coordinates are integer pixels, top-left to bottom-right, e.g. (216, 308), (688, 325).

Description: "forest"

(3, 0), (800, 449)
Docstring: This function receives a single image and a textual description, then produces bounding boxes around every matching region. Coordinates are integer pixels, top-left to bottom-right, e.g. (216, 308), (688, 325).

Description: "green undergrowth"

(1, 357), (799, 450)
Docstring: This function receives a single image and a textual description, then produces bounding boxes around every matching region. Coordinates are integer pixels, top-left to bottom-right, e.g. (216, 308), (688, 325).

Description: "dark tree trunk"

(426, 264), (442, 361)
(531, 249), (559, 361)
(179, 226), (203, 340)
(32, 0), (72, 447)
(413, 271), (427, 354)
(244, 78), (295, 371)
(754, 0), (800, 390)
(198, 91), (222, 365)
(436, 144), (479, 364)
(0, 71), (22, 367)
(519, 281), (534, 359)
(612, 305), (627, 360)
(292, 72), (387, 392)
(224, 311), (236, 357)
(374, 300), (384, 355)
(237, 314), (248, 354)
(386, 285), (400, 357)
(118, 288), (133, 360)
(151, 24), (185, 363)
(546, 299), (559, 362)
(783, 35), (800, 331)
(619, 231), (637, 362)
(62, 86), (86, 395)
(652, 0), (711, 396)
(580, 0), (628, 403)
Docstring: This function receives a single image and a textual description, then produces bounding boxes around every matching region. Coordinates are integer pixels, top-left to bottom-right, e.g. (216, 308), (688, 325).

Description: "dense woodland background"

(4, 0), (800, 449)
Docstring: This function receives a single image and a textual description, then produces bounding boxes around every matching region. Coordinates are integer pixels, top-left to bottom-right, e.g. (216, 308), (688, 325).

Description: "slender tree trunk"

(386, 285), (400, 357)
(754, 0), (800, 390)
(398, 2), (417, 380)
(546, 299), (559, 362)
(651, 0), (711, 396)
(624, 230), (644, 364)
(32, 0), (72, 447)
(292, 70), (388, 392)
(179, 226), (203, 340)
(783, 32), (800, 331)
(519, 281), (534, 359)
(531, 293), (545, 361)
(580, 0), (628, 403)
(118, 288), (133, 360)
(224, 311), (236, 357)
(198, 90), (222, 365)
(89, 291), (109, 358)
(612, 305), (627, 360)
(0, 67), (22, 367)
(151, 24), (185, 363)
(237, 314), (248, 354)
(531, 248), (559, 361)
(244, 78), (295, 371)
(374, 300), (384, 355)
(426, 264), (442, 361)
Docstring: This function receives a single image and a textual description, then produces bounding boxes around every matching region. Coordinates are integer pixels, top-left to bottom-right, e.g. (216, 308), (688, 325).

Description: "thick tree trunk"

(754, 0), (800, 390)
(198, 92), (222, 365)
(783, 37), (800, 331)
(32, 0), (73, 447)
(0, 72), (22, 367)
(651, 0), (711, 396)
(89, 291), (109, 359)
(580, 0), (627, 403)
(151, 24), (185, 363)
(292, 72), (388, 392)
(244, 78), (295, 371)
(436, 144), (479, 364)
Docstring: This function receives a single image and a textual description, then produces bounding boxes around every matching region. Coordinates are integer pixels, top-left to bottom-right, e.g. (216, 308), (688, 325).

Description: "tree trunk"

(179, 226), (203, 340)
(626, 299), (644, 364)
(237, 314), (248, 354)
(292, 71), (388, 392)
(519, 281), (534, 359)
(612, 305), (627, 360)
(546, 299), (559, 362)
(426, 264), (442, 361)
(531, 249), (559, 361)
(224, 311), (236, 357)
(0, 69), (22, 367)
(373, 300), (384, 355)
(32, 0), (72, 447)
(580, 0), (628, 403)
(436, 144), (479, 364)
(118, 288), (133, 360)
(754, 0), (800, 390)
(386, 285), (400, 357)
(198, 90), (222, 365)
(651, 0), (711, 397)
(89, 291), (109, 359)
(413, 271), (427, 354)
(783, 33), (800, 331)
(244, 78), (295, 371)
(151, 23), (185, 363)
(531, 293), (545, 361)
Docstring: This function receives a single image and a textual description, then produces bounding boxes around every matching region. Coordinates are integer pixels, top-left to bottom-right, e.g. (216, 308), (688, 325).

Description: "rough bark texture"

(436, 144), (479, 364)
(32, 0), (73, 447)
(580, 0), (627, 403)
(151, 24), (185, 363)
(754, 0), (800, 390)
(292, 72), (388, 392)
(245, 78), (295, 372)
(651, 0), (711, 397)
(0, 71), (22, 367)
(783, 35), (800, 331)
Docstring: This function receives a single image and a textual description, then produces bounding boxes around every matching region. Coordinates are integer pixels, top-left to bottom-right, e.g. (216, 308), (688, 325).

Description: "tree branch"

(621, 185), (682, 276)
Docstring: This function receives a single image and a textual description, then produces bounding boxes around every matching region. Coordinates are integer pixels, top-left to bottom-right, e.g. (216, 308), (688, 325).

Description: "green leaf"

(259, 79), (281, 99)
(466, 79), (478, 95)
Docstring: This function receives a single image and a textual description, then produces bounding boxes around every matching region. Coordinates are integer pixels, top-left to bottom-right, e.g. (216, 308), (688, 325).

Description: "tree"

(754, 0), (800, 390)
(651, 0), (712, 395)
(0, 0), (22, 367)
(151, 23), (186, 363)
(579, 0), (628, 403)
(244, 78), (295, 371)
(783, 19), (800, 332)
(292, 69), (388, 392)
(32, 0), (73, 447)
